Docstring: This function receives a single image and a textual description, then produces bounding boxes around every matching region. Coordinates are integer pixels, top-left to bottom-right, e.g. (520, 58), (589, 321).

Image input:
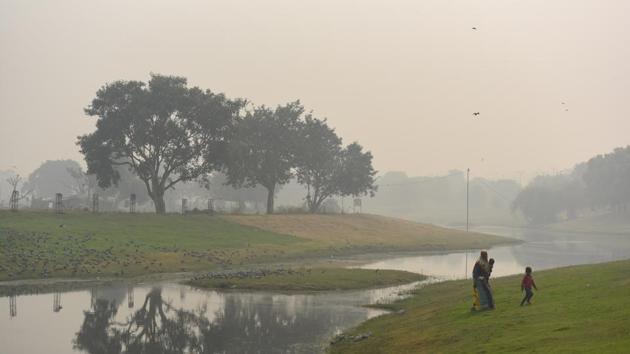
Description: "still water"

(2, 226), (630, 353)
(361, 226), (630, 279)
(0, 280), (421, 354)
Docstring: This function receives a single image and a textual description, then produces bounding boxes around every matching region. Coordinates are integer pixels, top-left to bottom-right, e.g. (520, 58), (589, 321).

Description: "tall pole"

(465, 168), (470, 279)
(467, 168), (470, 232)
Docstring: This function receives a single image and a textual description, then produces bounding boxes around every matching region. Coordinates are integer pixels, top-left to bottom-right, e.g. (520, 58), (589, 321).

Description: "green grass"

(329, 260), (630, 353)
(0, 210), (512, 281)
(187, 268), (425, 291)
(0, 210), (305, 280)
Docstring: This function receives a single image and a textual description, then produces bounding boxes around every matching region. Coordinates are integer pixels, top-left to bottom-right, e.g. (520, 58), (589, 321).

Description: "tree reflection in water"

(74, 287), (355, 354)
(74, 288), (210, 354)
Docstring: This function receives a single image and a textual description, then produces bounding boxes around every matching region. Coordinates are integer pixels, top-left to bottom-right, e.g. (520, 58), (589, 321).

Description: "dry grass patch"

(222, 214), (513, 250)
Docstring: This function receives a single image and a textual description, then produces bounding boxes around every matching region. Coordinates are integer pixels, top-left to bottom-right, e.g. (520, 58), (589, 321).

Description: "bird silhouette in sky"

(473, 112), (480, 117)
(472, 27), (477, 30)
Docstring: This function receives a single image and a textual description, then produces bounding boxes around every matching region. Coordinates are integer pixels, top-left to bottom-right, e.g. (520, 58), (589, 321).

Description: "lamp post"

(467, 168), (470, 232)
(465, 168), (470, 279)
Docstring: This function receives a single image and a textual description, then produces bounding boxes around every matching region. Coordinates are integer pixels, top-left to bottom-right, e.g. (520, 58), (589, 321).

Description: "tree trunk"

(266, 184), (275, 214)
(307, 190), (322, 213)
(152, 191), (166, 214)
(308, 198), (321, 213)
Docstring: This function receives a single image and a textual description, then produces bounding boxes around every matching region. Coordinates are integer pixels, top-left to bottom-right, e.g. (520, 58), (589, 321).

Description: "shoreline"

(0, 248), (467, 295)
(0, 211), (516, 282)
(0, 242), (519, 292)
(185, 268), (426, 292)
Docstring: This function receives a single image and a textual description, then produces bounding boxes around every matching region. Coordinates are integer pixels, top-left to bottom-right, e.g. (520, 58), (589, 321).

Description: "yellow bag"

(472, 285), (480, 311)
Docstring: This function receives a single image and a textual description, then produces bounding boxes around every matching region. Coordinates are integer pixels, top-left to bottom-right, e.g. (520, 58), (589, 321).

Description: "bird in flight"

(473, 112), (480, 117)
(472, 27), (478, 30)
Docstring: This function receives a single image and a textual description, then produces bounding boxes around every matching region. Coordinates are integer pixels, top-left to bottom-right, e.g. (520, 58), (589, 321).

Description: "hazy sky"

(1, 0), (629, 182)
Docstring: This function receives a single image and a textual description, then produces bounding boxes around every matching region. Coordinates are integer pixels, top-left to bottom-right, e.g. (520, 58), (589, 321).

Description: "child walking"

(520, 266), (538, 306)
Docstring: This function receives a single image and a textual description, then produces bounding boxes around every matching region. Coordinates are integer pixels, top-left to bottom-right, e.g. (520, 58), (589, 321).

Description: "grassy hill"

(329, 260), (630, 354)
(0, 211), (513, 281)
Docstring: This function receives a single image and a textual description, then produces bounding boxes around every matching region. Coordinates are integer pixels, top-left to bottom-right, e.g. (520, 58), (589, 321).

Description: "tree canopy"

(295, 116), (377, 213)
(78, 74), (243, 213)
(337, 142), (378, 199)
(294, 115), (343, 213)
(224, 101), (303, 213)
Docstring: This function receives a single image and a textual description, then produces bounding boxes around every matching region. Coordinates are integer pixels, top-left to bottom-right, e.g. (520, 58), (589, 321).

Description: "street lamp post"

(467, 168), (470, 232)
(465, 168), (470, 279)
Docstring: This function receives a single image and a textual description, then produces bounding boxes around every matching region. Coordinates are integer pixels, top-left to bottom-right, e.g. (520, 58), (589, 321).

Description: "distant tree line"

(11, 158), (268, 213)
(19, 159), (150, 210)
(78, 74), (376, 214)
(366, 170), (522, 226)
(512, 146), (630, 224)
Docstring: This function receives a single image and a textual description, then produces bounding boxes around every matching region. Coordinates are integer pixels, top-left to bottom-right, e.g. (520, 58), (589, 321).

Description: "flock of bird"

(469, 26), (569, 119)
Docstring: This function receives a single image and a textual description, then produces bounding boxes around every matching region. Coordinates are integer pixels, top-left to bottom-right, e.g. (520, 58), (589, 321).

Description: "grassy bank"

(187, 268), (425, 291)
(0, 211), (304, 280)
(330, 260), (630, 353)
(0, 211), (512, 281)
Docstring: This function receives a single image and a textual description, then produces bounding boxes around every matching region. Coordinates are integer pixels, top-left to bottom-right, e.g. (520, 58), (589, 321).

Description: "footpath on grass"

(329, 259), (630, 354)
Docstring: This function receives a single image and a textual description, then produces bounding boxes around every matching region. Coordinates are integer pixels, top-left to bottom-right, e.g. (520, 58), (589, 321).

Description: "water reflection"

(9, 294), (16, 318)
(74, 288), (210, 354)
(2, 282), (416, 354)
(54, 292), (62, 312)
(127, 287), (134, 309)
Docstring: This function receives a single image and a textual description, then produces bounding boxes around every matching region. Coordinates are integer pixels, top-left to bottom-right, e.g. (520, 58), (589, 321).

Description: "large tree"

(78, 74), (242, 213)
(294, 116), (343, 213)
(224, 101), (303, 213)
(295, 117), (377, 213)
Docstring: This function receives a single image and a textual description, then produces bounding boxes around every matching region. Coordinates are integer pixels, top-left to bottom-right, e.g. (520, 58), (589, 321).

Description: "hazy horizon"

(2, 0), (629, 181)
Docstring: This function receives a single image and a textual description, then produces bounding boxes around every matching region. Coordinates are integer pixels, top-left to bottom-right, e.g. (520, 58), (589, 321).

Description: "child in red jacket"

(520, 266), (538, 306)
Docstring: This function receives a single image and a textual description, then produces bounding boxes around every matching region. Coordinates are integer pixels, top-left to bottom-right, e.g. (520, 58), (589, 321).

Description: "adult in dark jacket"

(472, 251), (494, 310)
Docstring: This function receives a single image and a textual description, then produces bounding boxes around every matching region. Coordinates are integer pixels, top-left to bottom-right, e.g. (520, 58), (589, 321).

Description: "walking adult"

(471, 251), (494, 310)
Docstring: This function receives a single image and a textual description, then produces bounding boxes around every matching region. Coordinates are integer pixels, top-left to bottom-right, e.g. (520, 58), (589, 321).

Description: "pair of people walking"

(471, 251), (538, 311)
